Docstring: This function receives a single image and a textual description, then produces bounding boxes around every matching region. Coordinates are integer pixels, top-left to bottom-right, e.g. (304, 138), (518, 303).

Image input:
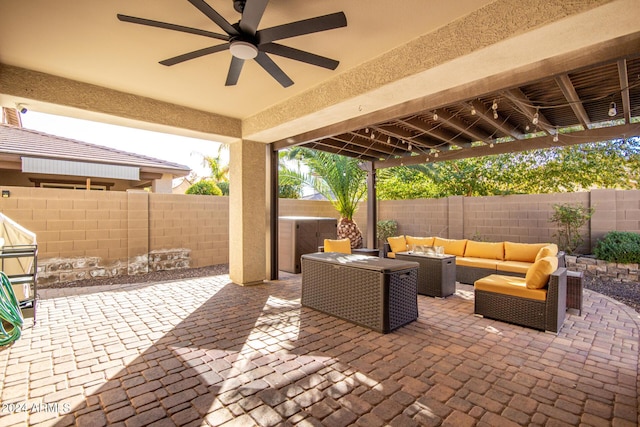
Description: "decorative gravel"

(41, 263), (639, 314)
(583, 273), (640, 314)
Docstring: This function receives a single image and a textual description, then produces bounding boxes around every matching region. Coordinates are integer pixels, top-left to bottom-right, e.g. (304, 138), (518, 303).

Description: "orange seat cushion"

(496, 260), (532, 274)
(456, 257), (499, 270)
(474, 274), (547, 301)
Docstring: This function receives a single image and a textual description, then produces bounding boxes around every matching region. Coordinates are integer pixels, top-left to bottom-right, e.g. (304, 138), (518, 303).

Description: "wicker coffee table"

(395, 252), (456, 298)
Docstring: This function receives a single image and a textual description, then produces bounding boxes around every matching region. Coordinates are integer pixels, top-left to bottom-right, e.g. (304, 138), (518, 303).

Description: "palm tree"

(283, 148), (367, 248)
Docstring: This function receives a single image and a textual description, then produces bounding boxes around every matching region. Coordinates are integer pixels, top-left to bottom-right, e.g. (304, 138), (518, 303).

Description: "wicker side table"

(566, 270), (583, 315)
(395, 252), (456, 298)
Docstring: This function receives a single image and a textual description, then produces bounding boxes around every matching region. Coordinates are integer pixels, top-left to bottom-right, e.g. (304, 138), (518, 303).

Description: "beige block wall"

(149, 193), (229, 268)
(0, 186), (128, 261)
(378, 198), (449, 238)
(1, 185), (639, 281)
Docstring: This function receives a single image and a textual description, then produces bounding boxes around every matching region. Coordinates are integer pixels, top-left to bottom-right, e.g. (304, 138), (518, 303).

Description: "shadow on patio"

(0, 272), (638, 426)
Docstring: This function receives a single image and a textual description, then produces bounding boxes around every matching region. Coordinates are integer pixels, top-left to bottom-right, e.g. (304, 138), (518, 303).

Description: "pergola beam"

(555, 74), (591, 128)
(432, 108), (492, 143)
(466, 100), (524, 140)
(503, 88), (555, 135)
(374, 123), (640, 169)
(618, 59), (632, 124)
(397, 117), (473, 149)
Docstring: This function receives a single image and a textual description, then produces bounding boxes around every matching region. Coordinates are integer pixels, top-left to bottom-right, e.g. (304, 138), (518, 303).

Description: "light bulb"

(525, 125), (530, 131)
(492, 100), (498, 110)
(608, 102), (617, 117)
(470, 107), (476, 115)
(434, 152), (439, 158)
(532, 111), (539, 125)
(365, 128), (369, 133)
(493, 111), (498, 120)
(387, 136), (391, 144)
(433, 112), (438, 121)
(490, 142), (494, 148)
(370, 132), (375, 139)
(553, 133), (559, 142)
(407, 144), (412, 151)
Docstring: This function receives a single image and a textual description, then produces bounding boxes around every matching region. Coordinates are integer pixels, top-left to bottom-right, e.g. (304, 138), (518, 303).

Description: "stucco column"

(229, 139), (267, 285)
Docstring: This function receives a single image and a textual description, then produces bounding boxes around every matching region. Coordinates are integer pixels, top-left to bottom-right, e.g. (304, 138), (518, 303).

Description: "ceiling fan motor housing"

(233, 0), (246, 14)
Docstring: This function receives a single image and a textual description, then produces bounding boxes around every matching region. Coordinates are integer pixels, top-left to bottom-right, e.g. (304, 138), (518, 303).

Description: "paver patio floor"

(0, 272), (638, 426)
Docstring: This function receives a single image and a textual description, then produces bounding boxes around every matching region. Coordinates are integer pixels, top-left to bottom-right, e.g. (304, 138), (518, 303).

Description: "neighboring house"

(171, 176), (196, 194)
(0, 109), (190, 193)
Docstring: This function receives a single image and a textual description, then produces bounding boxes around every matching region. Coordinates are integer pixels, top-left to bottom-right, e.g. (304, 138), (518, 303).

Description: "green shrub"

(186, 180), (222, 196)
(217, 181), (229, 196)
(594, 231), (640, 264)
(377, 220), (398, 245)
(549, 203), (594, 254)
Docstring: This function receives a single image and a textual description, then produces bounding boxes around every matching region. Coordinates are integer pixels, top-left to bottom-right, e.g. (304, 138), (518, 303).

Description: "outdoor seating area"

(0, 271), (637, 426)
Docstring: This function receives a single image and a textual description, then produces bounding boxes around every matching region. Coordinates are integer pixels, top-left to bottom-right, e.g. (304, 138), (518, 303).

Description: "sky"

(20, 111), (227, 178)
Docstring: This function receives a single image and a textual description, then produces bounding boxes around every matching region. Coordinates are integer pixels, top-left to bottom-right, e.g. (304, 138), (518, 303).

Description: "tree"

(376, 138), (640, 199)
(549, 203), (594, 254)
(186, 180), (222, 196)
(282, 148), (367, 248)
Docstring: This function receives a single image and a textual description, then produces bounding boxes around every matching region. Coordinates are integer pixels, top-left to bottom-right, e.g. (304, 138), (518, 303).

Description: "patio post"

(229, 139), (267, 285)
(365, 161), (377, 249)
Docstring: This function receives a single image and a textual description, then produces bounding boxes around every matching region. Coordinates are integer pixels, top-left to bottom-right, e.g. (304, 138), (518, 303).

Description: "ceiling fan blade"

(117, 14), (229, 41)
(257, 11), (346, 44)
(188, 0), (239, 36)
(239, 0), (269, 35)
(160, 44), (229, 66)
(255, 52), (293, 87)
(260, 43), (339, 70)
(226, 56), (245, 86)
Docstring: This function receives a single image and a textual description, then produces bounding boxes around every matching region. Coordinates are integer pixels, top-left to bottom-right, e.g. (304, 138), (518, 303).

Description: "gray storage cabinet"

(301, 252), (419, 333)
(278, 217), (337, 273)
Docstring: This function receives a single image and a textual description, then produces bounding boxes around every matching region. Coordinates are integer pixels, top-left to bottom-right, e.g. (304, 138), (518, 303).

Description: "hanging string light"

(492, 99), (499, 119)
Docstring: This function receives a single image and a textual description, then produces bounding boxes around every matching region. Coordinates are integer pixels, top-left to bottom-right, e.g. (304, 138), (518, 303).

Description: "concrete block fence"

(0, 186), (638, 283)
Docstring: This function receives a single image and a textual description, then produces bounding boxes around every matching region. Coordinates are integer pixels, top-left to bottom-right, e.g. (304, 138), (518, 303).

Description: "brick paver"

(0, 273), (638, 426)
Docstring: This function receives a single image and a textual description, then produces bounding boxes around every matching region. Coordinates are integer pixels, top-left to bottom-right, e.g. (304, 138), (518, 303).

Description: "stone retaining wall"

(565, 255), (639, 283)
(38, 249), (191, 285)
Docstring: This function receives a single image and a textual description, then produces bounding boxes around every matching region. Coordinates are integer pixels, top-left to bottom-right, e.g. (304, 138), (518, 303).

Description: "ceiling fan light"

(230, 41), (258, 60)
(608, 102), (617, 117)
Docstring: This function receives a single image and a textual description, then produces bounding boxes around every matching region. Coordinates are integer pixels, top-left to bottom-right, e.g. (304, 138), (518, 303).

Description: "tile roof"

(0, 124), (191, 174)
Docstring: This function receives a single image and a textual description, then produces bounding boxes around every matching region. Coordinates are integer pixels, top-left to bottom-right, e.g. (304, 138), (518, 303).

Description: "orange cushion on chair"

(535, 244), (559, 261)
(324, 238), (351, 254)
(504, 242), (550, 263)
(434, 237), (468, 256)
(406, 236), (435, 247)
(525, 256), (558, 289)
(387, 236), (407, 254)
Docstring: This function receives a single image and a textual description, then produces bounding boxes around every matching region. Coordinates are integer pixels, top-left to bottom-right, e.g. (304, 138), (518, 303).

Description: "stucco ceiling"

(1, 0), (639, 149)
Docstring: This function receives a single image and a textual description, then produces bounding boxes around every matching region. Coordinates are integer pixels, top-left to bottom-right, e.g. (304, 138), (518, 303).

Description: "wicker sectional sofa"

(385, 236), (565, 285)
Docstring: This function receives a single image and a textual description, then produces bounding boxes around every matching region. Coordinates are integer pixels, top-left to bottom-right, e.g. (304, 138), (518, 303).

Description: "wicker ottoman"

(301, 252), (419, 333)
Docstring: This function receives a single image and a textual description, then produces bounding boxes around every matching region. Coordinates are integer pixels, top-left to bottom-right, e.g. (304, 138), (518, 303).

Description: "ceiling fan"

(117, 0), (347, 88)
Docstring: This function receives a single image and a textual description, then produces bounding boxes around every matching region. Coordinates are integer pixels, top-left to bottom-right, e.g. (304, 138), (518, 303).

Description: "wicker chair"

(474, 267), (567, 333)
